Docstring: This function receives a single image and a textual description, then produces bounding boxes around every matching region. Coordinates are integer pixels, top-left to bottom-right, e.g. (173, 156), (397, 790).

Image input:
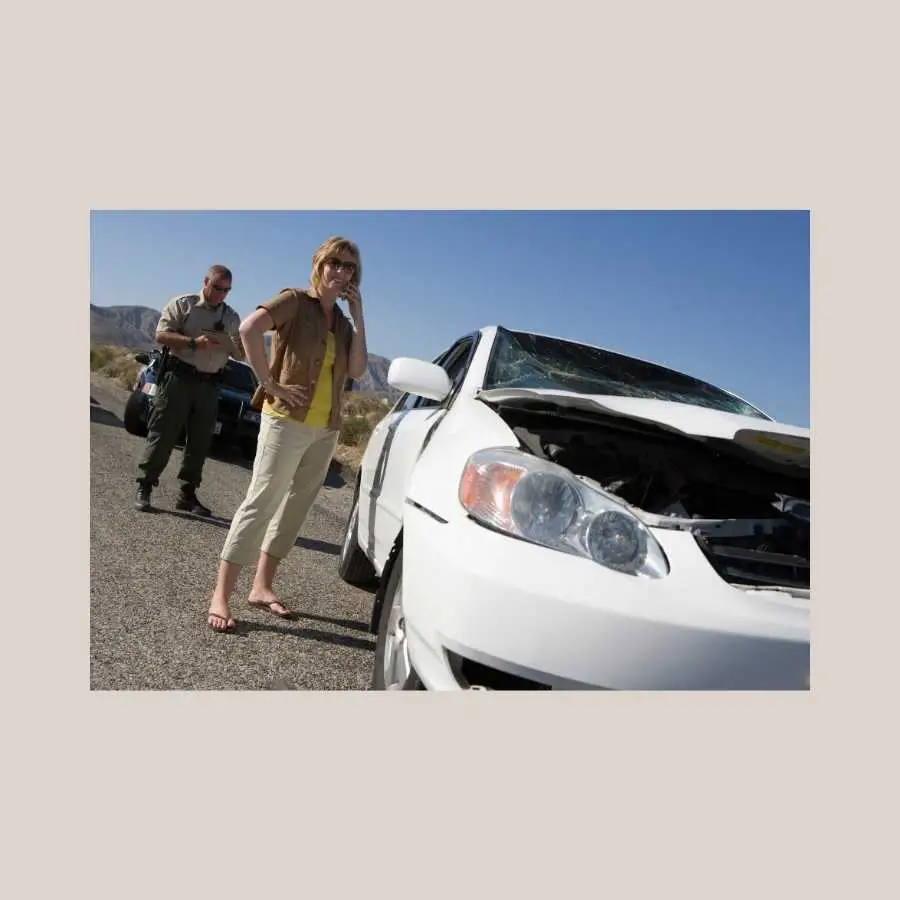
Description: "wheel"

(338, 484), (377, 586)
(123, 390), (149, 437)
(372, 549), (424, 690)
(241, 439), (257, 461)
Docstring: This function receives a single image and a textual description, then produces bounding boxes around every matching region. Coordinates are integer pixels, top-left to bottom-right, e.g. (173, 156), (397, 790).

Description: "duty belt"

(170, 358), (224, 383)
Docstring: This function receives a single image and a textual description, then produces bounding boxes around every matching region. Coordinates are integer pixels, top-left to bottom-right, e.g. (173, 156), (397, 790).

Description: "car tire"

(338, 484), (377, 587)
(372, 548), (423, 690)
(123, 390), (149, 437)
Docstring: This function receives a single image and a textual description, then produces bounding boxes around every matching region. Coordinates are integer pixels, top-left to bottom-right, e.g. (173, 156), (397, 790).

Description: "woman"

(206, 236), (368, 632)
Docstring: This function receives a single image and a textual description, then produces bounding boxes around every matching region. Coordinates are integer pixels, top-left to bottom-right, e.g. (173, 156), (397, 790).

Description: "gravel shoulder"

(90, 374), (376, 690)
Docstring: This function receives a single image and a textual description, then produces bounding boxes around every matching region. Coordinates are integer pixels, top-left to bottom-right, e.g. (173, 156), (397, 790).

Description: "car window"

(445, 342), (472, 386)
(396, 392), (419, 412)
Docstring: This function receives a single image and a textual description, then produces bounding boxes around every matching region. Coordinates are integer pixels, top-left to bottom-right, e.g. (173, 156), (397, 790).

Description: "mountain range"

(90, 304), (396, 396)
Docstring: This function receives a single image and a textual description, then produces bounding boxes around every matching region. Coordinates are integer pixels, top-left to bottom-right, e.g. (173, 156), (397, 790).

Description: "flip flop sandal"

(248, 599), (296, 619)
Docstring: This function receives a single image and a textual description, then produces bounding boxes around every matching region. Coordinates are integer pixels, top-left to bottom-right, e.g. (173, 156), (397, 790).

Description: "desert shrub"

(90, 344), (143, 390)
(340, 414), (373, 447)
(90, 345), (117, 371)
(103, 356), (142, 391)
(339, 392), (390, 447)
(343, 392), (392, 420)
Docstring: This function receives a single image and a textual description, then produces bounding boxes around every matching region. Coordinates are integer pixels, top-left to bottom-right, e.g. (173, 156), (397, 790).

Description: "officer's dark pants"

(136, 370), (219, 491)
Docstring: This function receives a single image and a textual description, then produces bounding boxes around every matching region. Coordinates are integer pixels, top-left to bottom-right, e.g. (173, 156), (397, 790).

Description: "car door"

(356, 345), (453, 564)
(359, 336), (478, 571)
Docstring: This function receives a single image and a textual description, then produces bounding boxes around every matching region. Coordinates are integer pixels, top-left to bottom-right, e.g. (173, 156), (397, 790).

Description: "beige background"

(5, 0), (896, 897)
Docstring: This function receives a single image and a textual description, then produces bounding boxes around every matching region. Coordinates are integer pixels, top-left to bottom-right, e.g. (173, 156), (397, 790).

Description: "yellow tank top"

(263, 332), (335, 427)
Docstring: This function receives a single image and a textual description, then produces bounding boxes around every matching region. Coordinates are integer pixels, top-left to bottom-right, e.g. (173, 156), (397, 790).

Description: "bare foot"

(248, 588), (296, 619)
(207, 596), (235, 632)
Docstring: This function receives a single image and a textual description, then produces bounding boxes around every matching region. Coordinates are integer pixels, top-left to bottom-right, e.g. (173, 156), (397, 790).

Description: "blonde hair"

(310, 236), (362, 291)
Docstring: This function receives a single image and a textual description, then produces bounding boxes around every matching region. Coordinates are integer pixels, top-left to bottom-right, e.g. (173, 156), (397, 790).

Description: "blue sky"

(90, 210), (809, 426)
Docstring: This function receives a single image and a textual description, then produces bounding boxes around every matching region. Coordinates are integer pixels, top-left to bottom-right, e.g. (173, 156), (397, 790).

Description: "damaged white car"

(338, 327), (810, 690)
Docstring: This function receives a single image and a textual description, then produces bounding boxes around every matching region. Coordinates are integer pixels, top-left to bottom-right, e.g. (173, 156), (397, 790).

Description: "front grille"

(695, 534), (810, 590)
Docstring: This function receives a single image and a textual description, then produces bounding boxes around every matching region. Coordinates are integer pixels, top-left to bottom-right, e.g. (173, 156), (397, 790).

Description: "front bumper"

(400, 504), (810, 690)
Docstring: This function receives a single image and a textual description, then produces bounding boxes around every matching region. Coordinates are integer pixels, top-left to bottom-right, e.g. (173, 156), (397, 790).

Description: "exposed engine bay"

(488, 402), (810, 594)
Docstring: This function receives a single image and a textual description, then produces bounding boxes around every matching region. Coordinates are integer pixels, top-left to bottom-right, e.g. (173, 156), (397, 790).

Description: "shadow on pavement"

(294, 536), (341, 555)
(90, 403), (125, 429)
(152, 509), (233, 527)
(226, 617), (376, 652)
(291, 609), (371, 633)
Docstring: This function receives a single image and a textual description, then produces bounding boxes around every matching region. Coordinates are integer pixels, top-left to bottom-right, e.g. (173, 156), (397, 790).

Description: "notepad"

(200, 329), (236, 347)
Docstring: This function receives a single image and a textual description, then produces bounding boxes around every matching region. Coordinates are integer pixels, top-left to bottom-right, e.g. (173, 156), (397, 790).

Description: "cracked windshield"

(485, 329), (770, 419)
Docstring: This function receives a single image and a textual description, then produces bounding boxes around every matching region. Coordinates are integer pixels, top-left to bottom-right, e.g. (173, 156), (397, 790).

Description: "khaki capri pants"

(221, 413), (338, 567)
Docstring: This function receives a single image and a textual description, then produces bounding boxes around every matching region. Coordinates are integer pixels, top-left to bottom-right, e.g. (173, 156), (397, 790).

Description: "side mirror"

(135, 353), (150, 365)
(388, 358), (452, 402)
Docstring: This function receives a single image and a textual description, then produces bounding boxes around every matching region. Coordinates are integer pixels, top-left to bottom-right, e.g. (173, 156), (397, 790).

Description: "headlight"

(584, 510), (648, 573)
(459, 448), (669, 578)
(510, 471), (580, 545)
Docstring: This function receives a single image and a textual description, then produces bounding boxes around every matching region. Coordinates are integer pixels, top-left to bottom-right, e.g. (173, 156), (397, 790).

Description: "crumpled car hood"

(476, 388), (810, 470)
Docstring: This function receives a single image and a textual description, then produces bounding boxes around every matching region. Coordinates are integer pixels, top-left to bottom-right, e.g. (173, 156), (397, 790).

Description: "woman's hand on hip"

(271, 382), (308, 411)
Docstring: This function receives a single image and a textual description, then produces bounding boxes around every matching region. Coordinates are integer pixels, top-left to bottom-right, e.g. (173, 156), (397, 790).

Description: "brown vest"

(251, 288), (354, 431)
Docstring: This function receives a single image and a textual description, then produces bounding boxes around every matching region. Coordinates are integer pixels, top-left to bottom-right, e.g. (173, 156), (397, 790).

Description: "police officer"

(134, 265), (243, 515)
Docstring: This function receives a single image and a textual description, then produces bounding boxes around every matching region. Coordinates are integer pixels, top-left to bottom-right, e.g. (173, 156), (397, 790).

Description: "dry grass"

(340, 393), (392, 445)
(90, 343), (142, 391)
(333, 442), (367, 473)
(336, 391), (392, 472)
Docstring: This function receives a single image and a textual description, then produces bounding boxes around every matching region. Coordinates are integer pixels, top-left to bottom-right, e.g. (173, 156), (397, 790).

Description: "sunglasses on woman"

(326, 257), (357, 275)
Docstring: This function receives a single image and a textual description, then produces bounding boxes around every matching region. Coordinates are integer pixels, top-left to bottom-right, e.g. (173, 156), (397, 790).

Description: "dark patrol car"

(123, 349), (262, 459)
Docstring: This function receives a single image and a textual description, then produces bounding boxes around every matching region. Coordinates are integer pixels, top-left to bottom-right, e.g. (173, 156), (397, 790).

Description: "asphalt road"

(90, 373), (377, 690)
